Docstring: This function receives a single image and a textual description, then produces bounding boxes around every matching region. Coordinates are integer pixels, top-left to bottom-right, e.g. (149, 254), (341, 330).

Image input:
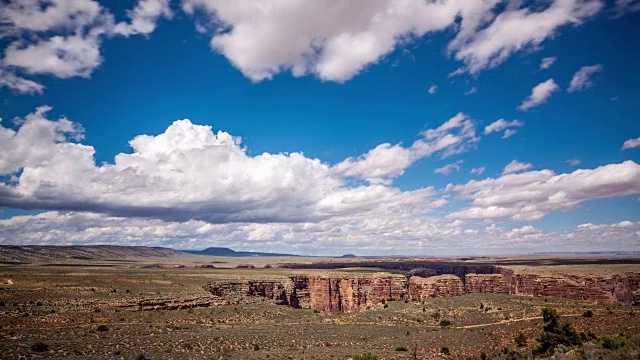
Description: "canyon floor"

(1, 253), (639, 359)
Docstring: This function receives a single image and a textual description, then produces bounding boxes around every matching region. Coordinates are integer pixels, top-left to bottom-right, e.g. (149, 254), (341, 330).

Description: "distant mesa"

(183, 247), (299, 257)
(339, 254), (357, 258)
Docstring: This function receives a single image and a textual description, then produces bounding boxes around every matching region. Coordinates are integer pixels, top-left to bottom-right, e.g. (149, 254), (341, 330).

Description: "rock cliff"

(203, 266), (640, 312)
(409, 275), (465, 299)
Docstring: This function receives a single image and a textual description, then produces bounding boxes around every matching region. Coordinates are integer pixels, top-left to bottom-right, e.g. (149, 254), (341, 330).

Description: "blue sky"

(0, 0), (639, 255)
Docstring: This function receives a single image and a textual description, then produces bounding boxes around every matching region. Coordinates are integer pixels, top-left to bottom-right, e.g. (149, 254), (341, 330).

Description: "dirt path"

(458, 313), (583, 329)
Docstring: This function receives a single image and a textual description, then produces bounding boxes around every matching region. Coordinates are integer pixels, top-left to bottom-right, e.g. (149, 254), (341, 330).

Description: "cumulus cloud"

(540, 56), (557, 70)
(2, 210), (638, 255)
(568, 64), (603, 93)
(428, 85), (438, 94)
(333, 113), (479, 183)
(0, 0), (170, 93)
(114, 0), (172, 36)
(623, 137), (640, 149)
(449, 161), (640, 221)
(435, 160), (463, 176)
(518, 79), (560, 110)
(484, 119), (524, 139)
(182, 0), (603, 82)
(502, 160), (532, 174)
(0, 106), (445, 224)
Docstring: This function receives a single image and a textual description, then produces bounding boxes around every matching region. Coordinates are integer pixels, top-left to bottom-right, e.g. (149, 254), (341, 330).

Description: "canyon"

(204, 262), (640, 312)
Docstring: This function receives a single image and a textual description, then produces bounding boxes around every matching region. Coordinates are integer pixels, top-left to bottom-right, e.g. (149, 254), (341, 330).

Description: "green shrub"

(31, 342), (49, 352)
(440, 346), (450, 355)
(480, 351), (487, 360)
(582, 310), (594, 318)
(253, 344), (260, 351)
(394, 346), (408, 351)
(97, 324), (108, 332)
(440, 320), (452, 327)
(599, 334), (628, 350)
(514, 331), (527, 347)
(533, 308), (582, 357)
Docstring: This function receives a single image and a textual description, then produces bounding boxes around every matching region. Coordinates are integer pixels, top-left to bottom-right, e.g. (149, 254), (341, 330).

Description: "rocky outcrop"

(465, 274), (509, 294)
(409, 275), (465, 299)
(204, 273), (407, 313)
(308, 274), (407, 312)
(203, 267), (640, 312)
(496, 267), (640, 305)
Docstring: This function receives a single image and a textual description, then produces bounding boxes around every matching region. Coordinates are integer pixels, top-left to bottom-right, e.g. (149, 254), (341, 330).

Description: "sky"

(0, 0), (639, 256)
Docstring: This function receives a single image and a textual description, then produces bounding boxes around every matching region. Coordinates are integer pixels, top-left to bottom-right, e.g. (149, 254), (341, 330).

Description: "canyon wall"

(203, 267), (640, 312)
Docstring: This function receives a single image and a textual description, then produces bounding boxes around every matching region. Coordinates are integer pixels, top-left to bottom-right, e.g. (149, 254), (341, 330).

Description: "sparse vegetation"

(583, 310), (594, 317)
(394, 346), (408, 351)
(533, 308), (582, 357)
(440, 319), (452, 327)
(440, 346), (450, 355)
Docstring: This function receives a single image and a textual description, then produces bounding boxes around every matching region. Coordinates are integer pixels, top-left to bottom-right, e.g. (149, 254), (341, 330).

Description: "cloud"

(428, 85), (438, 94)
(435, 160), (463, 175)
(623, 137), (640, 149)
(502, 160), (533, 174)
(484, 119), (524, 139)
(0, 0), (170, 93)
(0, 106), (445, 224)
(471, 167), (485, 175)
(518, 79), (560, 110)
(449, 161), (640, 221)
(566, 158), (582, 166)
(114, 0), (172, 36)
(568, 64), (603, 93)
(2, 210), (638, 255)
(448, 0), (602, 74)
(540, 56), (557, 70)
(0, 69), (44, 94)
(333, 113), (479, 183)
(465, 87), (478, 95)
(182, 0), (603, 82)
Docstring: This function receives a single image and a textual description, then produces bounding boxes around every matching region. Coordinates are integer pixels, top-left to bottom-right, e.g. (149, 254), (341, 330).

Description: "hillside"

(184, 247), (299, 257)
(0, 245), (182, 263)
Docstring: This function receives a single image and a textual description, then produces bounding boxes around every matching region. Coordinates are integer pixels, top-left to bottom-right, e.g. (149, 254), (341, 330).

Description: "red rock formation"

(464, 274), (509, 294)
(496, 267), (640, 305)
(308, 273), (407, 312)
(409, 275), (464, 299)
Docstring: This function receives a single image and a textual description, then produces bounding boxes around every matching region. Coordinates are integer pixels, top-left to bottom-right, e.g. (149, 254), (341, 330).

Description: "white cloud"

(0, 0), (169, 93)
(449, 0), (602, 74)
(182, 0), (603, 82)
(428, 85), (438, 94)
(333, 113), (479, 183)
(568, 64), (603, 93)
(471, 167), (485, 175)
(502, 160), (532, 174)
(484, 119), (524, 139)
(114, 0), (172, 36)
(622, 137), (640, 149)
(518, 78), (560, 110)
(567, 158), (582, 166)
(0, 106), (445, 224)
(540, 56), (557, 70)
(3, 211), (638, 255)
(435, 160), (463, 176)
(465, 87), (478, 95)
(0, 69), (44, 94)
(449, 161), (640, 221)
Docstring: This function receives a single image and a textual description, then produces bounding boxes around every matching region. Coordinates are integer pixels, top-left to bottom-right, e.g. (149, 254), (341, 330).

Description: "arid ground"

(1, 249), (639, 359)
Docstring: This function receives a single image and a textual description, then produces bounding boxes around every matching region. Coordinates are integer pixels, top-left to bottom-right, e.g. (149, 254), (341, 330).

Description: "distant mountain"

(0, 245), (182, 263)
(339, 254), (357, 258)
(184, 247), (299, 257)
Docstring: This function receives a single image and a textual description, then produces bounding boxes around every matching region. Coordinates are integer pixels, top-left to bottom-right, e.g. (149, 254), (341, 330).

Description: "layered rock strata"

(204, 268), (640, 312)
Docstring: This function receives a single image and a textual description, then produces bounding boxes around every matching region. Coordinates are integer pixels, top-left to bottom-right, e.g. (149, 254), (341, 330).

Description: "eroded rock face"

(464, 274), (509, 294)
(203, 267), (640, 312)
(497, 267), (640, 305)
(308, 274), (407, 312)
(409, 275), (464, 299)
